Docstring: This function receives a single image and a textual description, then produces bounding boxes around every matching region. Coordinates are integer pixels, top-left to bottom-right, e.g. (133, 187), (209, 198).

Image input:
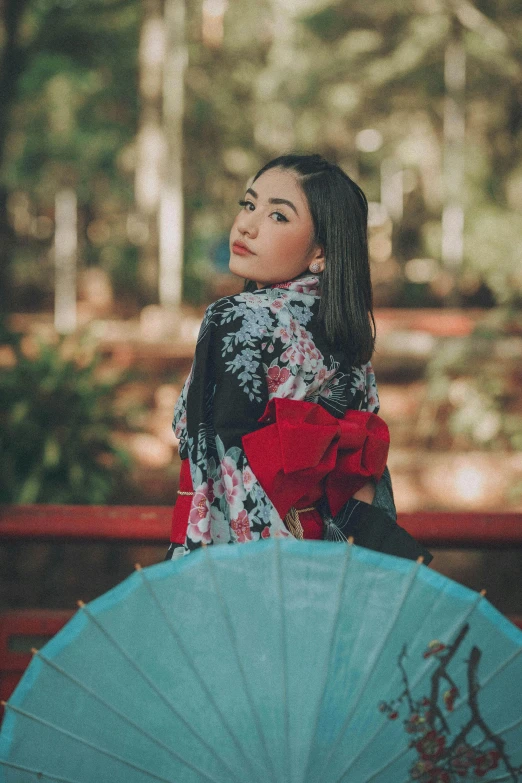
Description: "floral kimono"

(170, 274), (386, 554)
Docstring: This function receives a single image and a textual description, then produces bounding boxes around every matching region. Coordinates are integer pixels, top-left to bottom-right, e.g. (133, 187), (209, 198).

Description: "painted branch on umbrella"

(378, 624), (522, 782)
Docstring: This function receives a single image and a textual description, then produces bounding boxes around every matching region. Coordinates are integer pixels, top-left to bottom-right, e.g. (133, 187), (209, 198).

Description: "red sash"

(170, 459), (194, 543)
(242, 398), (389, 519)
(171, 399), (389, 543)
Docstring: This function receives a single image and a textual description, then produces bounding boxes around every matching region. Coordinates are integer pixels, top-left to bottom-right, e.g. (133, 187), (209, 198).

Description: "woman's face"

(229, 167), (324, 288)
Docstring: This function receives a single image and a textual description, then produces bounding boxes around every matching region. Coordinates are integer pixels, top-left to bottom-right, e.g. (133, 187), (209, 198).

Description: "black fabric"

(372, 466), (397, 521)
(329, 497), (433, 564)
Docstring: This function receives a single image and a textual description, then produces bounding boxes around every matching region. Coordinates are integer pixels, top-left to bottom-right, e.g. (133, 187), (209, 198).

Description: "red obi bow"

(242, 398), (389, 519)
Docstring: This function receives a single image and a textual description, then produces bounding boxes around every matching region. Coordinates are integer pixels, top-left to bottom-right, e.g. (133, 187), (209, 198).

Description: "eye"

(238, 199), (255, 211)
(270, 211), (288, 223)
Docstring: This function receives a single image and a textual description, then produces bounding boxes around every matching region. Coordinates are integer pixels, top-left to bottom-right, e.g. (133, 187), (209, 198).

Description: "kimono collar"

(269, 275), (321, 297)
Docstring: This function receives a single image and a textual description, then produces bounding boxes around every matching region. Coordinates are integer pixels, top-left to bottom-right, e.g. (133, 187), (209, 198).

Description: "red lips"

(232, 241), (255, 256)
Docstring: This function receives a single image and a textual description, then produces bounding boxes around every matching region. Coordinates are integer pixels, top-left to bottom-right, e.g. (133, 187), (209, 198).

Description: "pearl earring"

(309, 262), (322, 274)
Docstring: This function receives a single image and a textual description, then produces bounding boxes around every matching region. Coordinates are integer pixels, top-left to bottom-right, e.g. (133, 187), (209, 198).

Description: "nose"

(236, 208), (259, 239)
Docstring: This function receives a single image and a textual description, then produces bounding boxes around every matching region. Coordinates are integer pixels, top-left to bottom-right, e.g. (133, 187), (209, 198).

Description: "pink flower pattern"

(280, 337), (322, 372)
(187, 485), (211, 544)
(174, 409), (187, 440)
(214, 456), (245, 516)
(266, 366), (291, 393)
(273, 324), (293, 345)
(230, 509), (252, 542)
(242, 466), (255, 492)
(269, 297), (286, 313)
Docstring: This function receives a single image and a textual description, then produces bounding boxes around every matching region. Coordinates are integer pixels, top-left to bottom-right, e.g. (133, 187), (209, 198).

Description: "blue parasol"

(1, 539), (521, 782)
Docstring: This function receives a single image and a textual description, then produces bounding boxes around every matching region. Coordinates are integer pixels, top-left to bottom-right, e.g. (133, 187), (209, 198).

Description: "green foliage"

(2, 0), (522, 306)
(2, 0), (139, 198)
(422, 307), (522, 450)
(464, 206), (522, 305)
(0, 332), (133, 503)
(180, 0), (522, 306)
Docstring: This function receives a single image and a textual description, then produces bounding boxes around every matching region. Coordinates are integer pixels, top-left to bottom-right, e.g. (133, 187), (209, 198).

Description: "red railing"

(1, 504), (521, 545)
(0, 504), (172, 542)
(1, 505), (521, 718)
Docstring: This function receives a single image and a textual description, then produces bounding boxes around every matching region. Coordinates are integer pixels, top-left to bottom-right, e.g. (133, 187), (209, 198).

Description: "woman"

(166, 154), (431, 563)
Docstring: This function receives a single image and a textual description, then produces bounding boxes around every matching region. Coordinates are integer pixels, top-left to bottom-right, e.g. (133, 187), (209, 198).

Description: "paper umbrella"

(1, 539), (521, 782)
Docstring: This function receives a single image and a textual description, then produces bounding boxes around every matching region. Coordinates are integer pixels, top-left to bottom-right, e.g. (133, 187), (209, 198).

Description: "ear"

(308, 245), (325, 273)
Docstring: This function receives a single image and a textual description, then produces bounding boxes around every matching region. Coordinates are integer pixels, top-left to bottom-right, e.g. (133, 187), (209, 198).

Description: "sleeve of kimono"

(180, 298), (293, 549)
(184, 298), (271, 455)
(362, 363), (397, 520)
(211, 331), (270, 450)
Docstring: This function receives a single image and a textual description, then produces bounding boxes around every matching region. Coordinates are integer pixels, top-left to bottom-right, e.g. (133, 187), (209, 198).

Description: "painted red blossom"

(473, 750), (501, 777)
(450, 745), (475, 776)
(416, 730), (446, 761)
(423, 640), (447, 659)
(443, 686), (459, 712)
(405, 713), (427, 734)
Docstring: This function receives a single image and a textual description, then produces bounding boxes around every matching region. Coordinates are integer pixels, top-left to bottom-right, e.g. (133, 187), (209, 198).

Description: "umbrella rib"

(275, 537), (291, 783)
(476, 645), (522, 692)
(321, 557), (424, 782)
(77, 601), (240, 783)
(30, 649), (225, 783)
(361, 589), (488, 783)
(325, 523), (348, 542)
(301, 542), (353, 783)
(1, 702), (175, 783)
(332, 582), (474, 776)
(0, 759), (82, 782)
(136, 566), (258, 783)
(203, 546), (277, 783)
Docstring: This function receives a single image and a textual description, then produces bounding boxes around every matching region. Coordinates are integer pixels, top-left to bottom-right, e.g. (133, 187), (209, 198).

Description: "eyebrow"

(246, 187), (298, 216)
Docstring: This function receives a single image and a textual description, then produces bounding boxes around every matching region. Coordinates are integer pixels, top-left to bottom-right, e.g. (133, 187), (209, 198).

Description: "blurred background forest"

(1, 0), (521, 513)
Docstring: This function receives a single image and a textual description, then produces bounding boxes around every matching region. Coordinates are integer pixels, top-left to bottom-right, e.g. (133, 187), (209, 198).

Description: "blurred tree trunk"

(0, 0), (30, 314)
(135, 0), (165, 303)
(159, 0), (186, 310)
(53, 188), (78, 334)
(441, 17), (466, 290)
(134, 0), (185, 309)
(254, 0), (295, 155)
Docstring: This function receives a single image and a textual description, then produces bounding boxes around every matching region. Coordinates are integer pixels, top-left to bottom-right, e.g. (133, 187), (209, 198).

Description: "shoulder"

(196, 291), (277, 353)
(200, 288), (319, 346)
(205, 289), (275, 314)
(202, 289), (281, 330)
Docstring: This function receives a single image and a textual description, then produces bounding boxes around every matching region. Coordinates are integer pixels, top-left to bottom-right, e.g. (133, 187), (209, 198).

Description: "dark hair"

(250, 153), (375, 365)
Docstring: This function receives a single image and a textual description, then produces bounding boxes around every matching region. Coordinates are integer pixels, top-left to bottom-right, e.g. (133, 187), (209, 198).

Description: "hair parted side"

(249, 153), (375, 365)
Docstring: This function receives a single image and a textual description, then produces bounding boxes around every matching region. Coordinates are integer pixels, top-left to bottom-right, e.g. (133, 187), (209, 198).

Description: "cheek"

(281, 229), (312, 262)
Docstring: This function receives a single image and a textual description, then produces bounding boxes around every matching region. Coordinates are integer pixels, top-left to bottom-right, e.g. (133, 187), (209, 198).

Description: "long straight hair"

(250, 154), (375, 365)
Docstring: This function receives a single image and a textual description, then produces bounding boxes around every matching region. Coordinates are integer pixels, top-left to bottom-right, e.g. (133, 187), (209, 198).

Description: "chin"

(229, 256), (250, 280)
